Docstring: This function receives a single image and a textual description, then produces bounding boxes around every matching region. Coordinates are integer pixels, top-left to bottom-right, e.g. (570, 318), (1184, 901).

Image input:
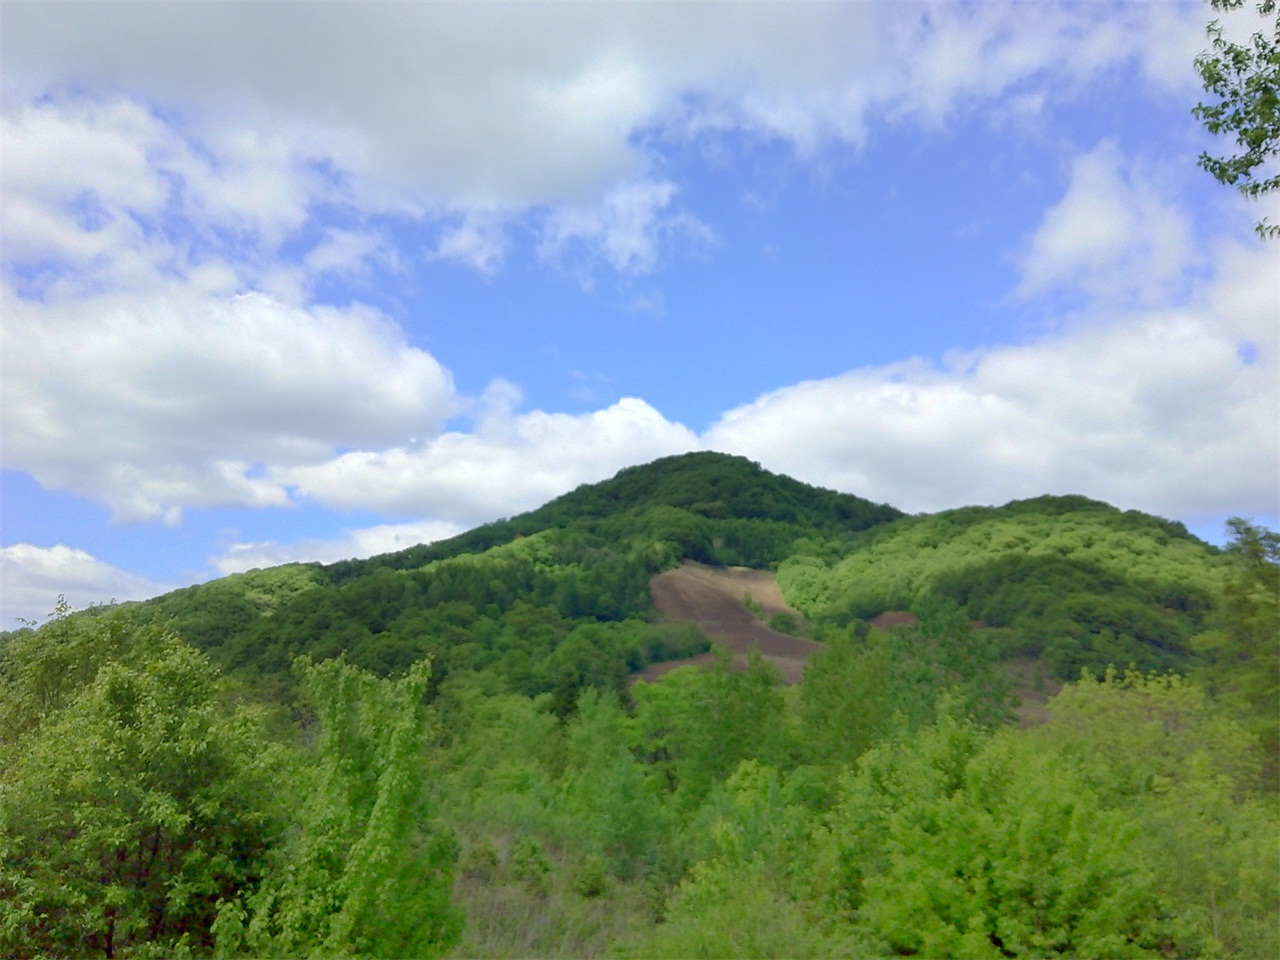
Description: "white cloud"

(429, 212), (511, 276)
(877, 2), (1200, 126)
(539, 178), (713, 278)
(278, 396), (700, 524)
(0, 544), (174, 627)
(1, 96), (461, 522)
(303, 228), (399, 281)
(3, 3), (1202, 210)
(2, 284), (456, 522)
(0, 95), (344, 301)
(1, 4), (1212, 287)
(706, 238), (1278, 521)
(211, 519), (468, 577)
(1017, 141), (1198, 304)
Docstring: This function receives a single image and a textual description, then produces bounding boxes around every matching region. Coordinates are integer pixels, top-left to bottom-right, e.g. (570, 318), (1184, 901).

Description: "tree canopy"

(1194, 0), (1280, 237)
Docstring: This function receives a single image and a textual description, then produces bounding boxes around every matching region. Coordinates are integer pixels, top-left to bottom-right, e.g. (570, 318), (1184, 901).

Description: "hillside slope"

(646, 562), (819, 683)
(95, 453), (900, 697)
(779, 495), (1225, 677)
(9, 458), (1231, 695)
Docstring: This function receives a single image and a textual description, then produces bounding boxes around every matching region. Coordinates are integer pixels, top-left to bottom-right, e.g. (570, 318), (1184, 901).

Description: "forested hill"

(326, 451), (903, 579)
(85, 453), (903, 695)
(780, 494), (1225, 678)
(11, 454), (1235, 694)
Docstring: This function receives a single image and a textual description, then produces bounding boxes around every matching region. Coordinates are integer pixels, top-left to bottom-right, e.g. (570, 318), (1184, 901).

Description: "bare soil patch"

(642, 562), (820, 684)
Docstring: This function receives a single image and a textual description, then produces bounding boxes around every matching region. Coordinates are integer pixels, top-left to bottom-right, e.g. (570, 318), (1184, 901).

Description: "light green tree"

(629, 651), (790, 811)
(825, 716), (1201, 958)
(0, 634), (281, 959)
(557, 689), (672, 878)
(213, 657), (461, 959)
(1194, 517), (1280, 756)
(1036, 669), (1276, 958)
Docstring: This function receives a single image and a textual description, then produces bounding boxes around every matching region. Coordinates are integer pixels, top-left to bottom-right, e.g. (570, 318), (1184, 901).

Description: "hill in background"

(30, 451), (1229, 705)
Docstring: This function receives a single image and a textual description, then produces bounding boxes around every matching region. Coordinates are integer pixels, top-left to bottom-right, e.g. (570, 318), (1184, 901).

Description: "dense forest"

(1, 452), (1276, 958)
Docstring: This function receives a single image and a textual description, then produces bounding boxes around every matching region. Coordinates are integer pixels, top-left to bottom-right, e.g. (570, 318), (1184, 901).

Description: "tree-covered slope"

(327, 451), (903, 579)
(90, 453), (900, 699)
(779, 495), (1227, 677)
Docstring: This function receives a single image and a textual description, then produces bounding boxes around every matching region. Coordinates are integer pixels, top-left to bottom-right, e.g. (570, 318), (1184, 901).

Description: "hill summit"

(328, 451), (902, 578)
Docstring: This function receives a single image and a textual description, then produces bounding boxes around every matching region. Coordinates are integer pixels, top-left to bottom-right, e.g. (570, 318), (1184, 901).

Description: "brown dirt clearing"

(641, 562), (820, 684)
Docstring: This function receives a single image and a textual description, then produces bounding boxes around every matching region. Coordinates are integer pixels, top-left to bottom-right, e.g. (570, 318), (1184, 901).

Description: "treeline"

(328, 451), (903, 579)
(102, 454), (899, 701)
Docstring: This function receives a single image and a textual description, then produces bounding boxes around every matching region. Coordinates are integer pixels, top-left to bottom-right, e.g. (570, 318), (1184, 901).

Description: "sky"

(2, 1), (1277, 627)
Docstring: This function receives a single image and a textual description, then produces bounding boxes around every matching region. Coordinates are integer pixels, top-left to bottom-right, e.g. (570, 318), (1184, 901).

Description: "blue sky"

(2, 1), (1277, 625)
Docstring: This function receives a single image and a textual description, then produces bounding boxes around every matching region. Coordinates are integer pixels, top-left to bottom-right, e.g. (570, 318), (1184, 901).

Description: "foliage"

(818, 689), (1271, 959)
(0, 597), (135, 753)
(0, 631), (282, 959)
(612, 858), (860, 959)
(335, 451), (901, 579)
(1193, 517), (1280, 755)
(213, 657), (461, 959)
(6, 458), (1275, 957)
(1194, 0), (1280, 237)
(630, 651), (792, 812)
(780, 495), (1223, 679)
(799, 603), (1014, 769)
(835, 723), (1177, 958)
(1034, 669), (1276, 958)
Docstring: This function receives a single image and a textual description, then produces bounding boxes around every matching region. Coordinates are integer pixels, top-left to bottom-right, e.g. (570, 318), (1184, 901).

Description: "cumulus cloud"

(1, 96), (458, 522)
(1016, 141), (1198, 305)
(878, 2), (1201, 126)
(2, 284), (456, 523)
(539, 179), (713, 279)
(303, 228), (401, 281)
(1, 4), (1210, 287)
(278, 395), (700, 524)
(3, 3), (1201, 209)
(211, 519), (468, 577)
(706, 237), (1278, 522)
(429, 211), (511, 276)
(0, 544), (174, 627)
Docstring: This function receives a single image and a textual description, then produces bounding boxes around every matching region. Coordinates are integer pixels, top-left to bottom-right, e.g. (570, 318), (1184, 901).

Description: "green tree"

(557, 689), (672, 878)
(1194, 0), (1280, 237)
(1035, 669), (1276, 958)
(0, 598), (131, 754)
(630, 652), (791, 811)
(0, 635), (281, 959)
(1194, 517), (1280, 756)
(213, 657), (460, 959)
(824, 718), (1197, 958)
